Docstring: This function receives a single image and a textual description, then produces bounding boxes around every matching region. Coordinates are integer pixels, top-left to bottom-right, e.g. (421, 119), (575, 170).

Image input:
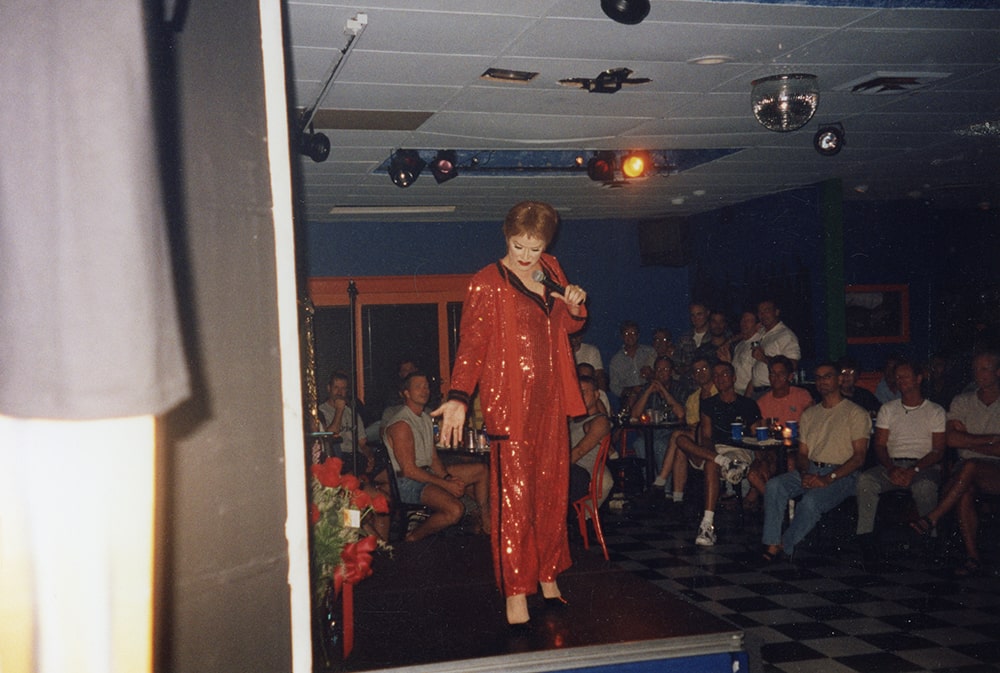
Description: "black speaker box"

(637, 217), (690, 267)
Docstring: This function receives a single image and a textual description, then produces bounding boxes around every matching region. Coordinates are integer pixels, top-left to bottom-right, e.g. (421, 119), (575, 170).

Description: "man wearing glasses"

(609, 320), (656, 402)
(760, 362), (871, 562)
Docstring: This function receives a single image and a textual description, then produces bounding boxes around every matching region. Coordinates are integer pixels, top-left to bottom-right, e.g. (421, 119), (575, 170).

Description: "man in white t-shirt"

(910, 351), (1000, 577)
(855, 361), (945, 569)
(571, 331), (607, 392)
(749, 299), (801, 397)
(724, 310), (764, 397)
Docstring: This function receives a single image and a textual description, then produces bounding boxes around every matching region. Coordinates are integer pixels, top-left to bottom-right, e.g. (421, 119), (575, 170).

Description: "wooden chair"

(572, 434), (613, 560)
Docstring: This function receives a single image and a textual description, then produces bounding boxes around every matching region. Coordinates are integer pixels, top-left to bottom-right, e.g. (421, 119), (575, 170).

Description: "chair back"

(589, 434), (612, 502)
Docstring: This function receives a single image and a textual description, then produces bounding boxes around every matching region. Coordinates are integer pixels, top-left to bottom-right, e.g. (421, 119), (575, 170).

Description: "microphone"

(531, 269), (566, 295)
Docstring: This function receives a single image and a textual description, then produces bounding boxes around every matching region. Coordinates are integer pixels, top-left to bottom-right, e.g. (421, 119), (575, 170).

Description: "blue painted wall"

(687, 187), (825, 370)
(305, 190), (999, 384)
(685, 190), (1000, 375)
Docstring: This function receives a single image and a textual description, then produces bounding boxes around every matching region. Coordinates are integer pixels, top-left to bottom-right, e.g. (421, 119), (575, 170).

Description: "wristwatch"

(829, 472), (838, 481)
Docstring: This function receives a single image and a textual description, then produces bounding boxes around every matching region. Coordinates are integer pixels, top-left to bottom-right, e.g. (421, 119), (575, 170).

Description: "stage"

(330, 530), (745, 673)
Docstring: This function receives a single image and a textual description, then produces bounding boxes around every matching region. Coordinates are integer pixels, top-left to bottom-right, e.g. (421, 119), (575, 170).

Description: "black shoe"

(543, 595), (569, 608)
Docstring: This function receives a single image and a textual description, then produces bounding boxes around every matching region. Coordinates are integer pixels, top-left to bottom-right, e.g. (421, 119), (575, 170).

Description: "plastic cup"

(730, 422), (743, 441)
(755, 426), (769, 442)
(786, 420), (799, 439)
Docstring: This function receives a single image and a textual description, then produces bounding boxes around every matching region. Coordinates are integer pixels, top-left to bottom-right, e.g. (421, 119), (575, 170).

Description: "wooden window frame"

(307, 274), (470, 400)
(845, 283), (910, 345)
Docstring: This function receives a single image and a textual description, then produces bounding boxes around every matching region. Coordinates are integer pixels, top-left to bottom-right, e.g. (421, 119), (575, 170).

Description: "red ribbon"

(332, 535), (378, 657)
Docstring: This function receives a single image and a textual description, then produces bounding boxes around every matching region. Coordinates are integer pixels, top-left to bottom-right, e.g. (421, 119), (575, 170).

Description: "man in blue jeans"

(761, 362), (871, 561)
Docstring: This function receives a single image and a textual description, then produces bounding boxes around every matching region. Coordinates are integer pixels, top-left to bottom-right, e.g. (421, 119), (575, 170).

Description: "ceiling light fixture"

(621, 151), (651, 178)
(430, 150), (458, 184)
(299, 130), (331, 163)
(587, 151), (616, 182)
(480, 67), (538, 83)
(559, 67), (651, 94)
(601, 0), (650, 25)
(687, 55), (733, 66)
(750, 73), (819, 132)
(388, 150), (425, 188)
(813, 124), (845, 156)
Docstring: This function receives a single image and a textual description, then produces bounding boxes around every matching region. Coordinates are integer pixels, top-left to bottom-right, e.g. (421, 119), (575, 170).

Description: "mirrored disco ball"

(751, 74), (819, 132)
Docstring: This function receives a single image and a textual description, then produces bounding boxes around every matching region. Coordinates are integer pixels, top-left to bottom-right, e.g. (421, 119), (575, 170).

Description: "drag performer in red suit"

(433, 201), (588, 626)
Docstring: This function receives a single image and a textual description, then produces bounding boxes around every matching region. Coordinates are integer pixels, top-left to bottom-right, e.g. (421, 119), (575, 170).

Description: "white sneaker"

(723, 458), (750, 485)
(695, 521), (716, 546)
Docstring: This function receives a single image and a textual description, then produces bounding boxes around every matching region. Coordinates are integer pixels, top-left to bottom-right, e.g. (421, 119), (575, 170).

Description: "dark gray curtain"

(0, 1), (189, 418)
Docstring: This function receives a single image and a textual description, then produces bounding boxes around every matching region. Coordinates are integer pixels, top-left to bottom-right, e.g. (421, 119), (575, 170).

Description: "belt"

(753, 385), (770, 392)
(892, 457), (919, 463)
(811, 461), (836, 468)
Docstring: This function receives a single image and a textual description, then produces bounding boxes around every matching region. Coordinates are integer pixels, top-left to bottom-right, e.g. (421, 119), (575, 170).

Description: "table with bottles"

(432, 418), (492, 461)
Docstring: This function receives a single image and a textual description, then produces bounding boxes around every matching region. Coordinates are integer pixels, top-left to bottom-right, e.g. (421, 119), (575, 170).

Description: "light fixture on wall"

(587, 151), (616, 182)
(388, 150), (425, 188)
(429, 150), (458, 183)
(750, 73), (819, 132)
(299, 130), (330, 163)
(813, 123), (845, 156)
(621, 151), (651, 178)
(601, 0), (650, 25)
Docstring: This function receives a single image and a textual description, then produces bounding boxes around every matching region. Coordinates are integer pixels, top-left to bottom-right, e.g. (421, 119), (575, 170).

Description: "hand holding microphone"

(531, 269), (586, 308)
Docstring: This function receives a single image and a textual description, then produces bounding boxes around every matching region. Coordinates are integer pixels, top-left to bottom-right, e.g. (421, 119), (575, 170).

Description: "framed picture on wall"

(845, 284), (910, 344)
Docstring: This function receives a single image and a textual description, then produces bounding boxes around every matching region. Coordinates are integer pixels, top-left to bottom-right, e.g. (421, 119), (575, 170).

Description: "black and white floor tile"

(601, 494), (1000, 673)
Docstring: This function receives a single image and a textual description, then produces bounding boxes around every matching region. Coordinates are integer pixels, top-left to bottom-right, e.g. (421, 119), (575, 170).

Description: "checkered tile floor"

(600, 494), (1000, 673)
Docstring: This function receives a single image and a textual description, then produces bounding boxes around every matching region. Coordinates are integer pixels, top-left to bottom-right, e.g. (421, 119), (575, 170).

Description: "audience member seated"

(374, 358), (420, 441)
(384, 372), (489, 542)
(609, 319), (657, 400)
(875, 353), (903, 404)
(577, 362), (611, 416)
(630, 356), (688, 476)
(761, 362), (871, 562)
(910, 350), (1000, 577)
(924, 351), (962, 409)
(855, 360), (945, 570)
(699, 310), (733, 364)
(749, 299), (801, 399)
(675, 302), (711, 383)
(569, 376), (614, 508)
(571, 330), (607, 392)
(672, 361), (761, 547)
(381, 357), (419, 415)
(318, 370), (372, 472)
(652, 326), (676, 362)
(653, 356), (717, 497)
(719, 310), (763, 397)
(746, 356), (814, 509)
(837, 357), (881, 415)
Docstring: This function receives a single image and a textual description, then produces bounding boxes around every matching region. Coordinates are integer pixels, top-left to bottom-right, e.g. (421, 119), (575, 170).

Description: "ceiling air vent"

(835, 71), (951, 95)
